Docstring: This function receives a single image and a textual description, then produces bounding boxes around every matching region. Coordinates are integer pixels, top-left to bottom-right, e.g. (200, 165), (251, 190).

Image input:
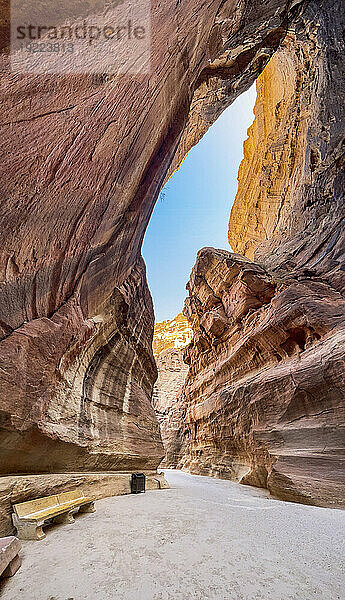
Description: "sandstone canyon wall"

(171, 0), (345, 507)
(152, 313), (193, 357)
(0, 0), (310, 531)
(151, 314), (192, 466)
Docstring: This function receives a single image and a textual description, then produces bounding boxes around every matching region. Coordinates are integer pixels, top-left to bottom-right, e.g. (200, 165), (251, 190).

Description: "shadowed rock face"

(178, 248), (345, 506)
(0, 258), (163, 473)
(0, 1), (305, 475)
(169, 0), (345, 507)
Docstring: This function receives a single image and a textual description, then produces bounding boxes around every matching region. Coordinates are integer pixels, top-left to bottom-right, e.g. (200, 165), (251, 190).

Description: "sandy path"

(1, 469), (344, 600)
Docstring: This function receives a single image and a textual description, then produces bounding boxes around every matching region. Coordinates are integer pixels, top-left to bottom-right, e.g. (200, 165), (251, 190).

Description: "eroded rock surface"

(1, 0), (344, 513)
(151, 314), (192, 466)
(176, 248), (345, 507)
(170, 0), (345, 507)
(152, 349), (188, 468)
(0, 258), (163, 475)
(230, 0), (345, 285)
(152, 313), (192, 357)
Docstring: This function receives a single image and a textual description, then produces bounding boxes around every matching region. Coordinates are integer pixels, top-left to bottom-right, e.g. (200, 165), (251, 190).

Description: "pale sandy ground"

(1, 469), (344, 600)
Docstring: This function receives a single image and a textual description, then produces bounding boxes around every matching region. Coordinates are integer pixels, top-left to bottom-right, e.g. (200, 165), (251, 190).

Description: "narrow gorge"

(0, 0), (344, 538)
(152, 0), (345, 508)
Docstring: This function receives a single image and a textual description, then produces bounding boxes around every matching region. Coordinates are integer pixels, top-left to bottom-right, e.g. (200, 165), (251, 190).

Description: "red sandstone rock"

(151, 314), (192, 466)
(174, 248), (345, 507)
(0, 0), (300, 487)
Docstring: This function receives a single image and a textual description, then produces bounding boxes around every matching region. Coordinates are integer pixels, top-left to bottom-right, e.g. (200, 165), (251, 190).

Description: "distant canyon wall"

(152, 313), (193, 357)
(169, 0), (345, 507)
(151, 314), (191, 467)
(152, 348), (189, 468)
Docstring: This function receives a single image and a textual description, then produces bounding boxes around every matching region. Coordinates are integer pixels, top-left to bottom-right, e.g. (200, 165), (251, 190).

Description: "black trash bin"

(131, 473), (146, 493)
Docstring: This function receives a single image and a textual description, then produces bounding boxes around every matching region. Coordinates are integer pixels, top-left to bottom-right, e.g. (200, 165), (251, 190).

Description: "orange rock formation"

(229, 33), (313, 259)
(152, 313), (193, 357)
(151, 314), (192, 466)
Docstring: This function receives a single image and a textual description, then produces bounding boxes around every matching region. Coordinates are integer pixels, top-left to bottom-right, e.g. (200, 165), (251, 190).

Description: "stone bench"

(12, 490), (95, 540)
(0, 536), (21, 578)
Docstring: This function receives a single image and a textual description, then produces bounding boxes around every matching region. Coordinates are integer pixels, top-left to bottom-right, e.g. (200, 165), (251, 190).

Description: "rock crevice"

(164, 0), (345, 507)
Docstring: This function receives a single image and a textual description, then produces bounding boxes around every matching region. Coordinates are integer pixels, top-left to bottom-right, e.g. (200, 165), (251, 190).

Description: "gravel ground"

(1, 469), (344, 600)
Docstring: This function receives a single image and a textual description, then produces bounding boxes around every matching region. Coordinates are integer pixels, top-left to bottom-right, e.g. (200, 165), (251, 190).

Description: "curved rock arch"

(0, 0), (344, 513)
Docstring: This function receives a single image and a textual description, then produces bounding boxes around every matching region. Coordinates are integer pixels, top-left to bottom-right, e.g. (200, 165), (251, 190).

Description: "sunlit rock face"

(152, 314), (192, 357)
(229, 33), (311, 260)
(151, 314), (192, 466)
(172, 0), (345, 507)
(230, 0), (345, 286)
(0, 1), (303, 478)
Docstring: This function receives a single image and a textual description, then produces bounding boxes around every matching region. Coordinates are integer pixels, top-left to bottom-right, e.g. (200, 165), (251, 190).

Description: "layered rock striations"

(177, 248), (345, 506)
(172, 0), (345, 507)
(0, 0), (306, 489)
(229, 0), (345, 284)
(0, 0), (343, 519)
(151, 314), (192, 466)
(152, 349), (189, 467)
(0, 257), (163, 475)
(229, 33), (312, 260)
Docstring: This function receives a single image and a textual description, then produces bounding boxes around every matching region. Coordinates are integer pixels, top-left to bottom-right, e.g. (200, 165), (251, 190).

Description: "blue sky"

(142, 85), (256, 323)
